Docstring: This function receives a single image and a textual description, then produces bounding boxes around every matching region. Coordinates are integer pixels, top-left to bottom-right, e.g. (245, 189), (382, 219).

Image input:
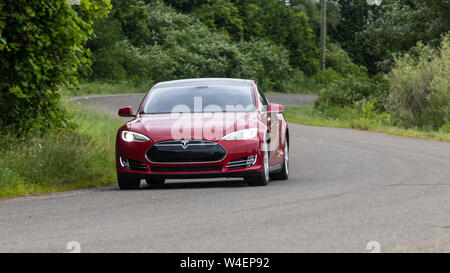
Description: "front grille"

(151, 166), (222, 173)
(128, 159), (148, 171)
(146, 140), (226, 163)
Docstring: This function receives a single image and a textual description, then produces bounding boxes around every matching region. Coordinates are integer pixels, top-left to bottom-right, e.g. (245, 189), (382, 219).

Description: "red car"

(116, 78), (289, 189)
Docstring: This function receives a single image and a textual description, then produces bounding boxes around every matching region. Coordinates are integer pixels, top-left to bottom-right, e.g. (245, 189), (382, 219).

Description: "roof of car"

(154, 78), (254, 88)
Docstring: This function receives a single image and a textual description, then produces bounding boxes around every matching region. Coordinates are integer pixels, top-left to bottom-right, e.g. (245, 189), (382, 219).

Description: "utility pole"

(320, 0), (327, 71)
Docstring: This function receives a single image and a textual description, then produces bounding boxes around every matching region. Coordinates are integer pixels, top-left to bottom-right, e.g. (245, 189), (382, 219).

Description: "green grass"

(61, 81), (151, 97)
(285, 106), (450, 142)
(0, 103), (123, 199)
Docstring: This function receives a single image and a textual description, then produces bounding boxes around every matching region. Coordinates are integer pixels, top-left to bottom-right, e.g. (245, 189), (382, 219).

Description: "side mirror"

(267, 103), (284, 113)
(118, 106), (135, 117)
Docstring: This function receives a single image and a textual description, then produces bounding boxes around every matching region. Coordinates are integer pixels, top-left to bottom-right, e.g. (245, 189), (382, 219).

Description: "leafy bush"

(386, 34), (450, 130)
(237, 40), (293, 92)
(315, 74), (389, 111)
(278, 69), (319, 94)
(312, 43), (390, 102)
(325, 43), (367, 78)
(0, 0), (110, 135)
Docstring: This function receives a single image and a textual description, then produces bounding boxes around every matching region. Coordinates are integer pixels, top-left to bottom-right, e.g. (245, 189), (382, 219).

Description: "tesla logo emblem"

(181, 140), (189, 149)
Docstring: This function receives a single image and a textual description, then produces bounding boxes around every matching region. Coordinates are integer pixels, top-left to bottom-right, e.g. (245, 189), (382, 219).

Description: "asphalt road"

(1, 94), (449, 253)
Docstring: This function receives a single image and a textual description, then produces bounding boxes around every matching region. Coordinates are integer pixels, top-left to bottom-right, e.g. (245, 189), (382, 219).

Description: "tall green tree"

(233, 0), (319, 74)
(0, 0), (110, 134)
(328, 0), (381, 71)
(162, 0), (207, 12)
(108, 0), (153, 47)
(163, 0), (319, 74)
(193, 0), (244, 40)
(289, 0), (341, 43)
(361, 0), (450, 72)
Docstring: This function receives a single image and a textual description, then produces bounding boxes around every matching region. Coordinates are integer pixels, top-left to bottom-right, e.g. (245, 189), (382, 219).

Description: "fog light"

(120, 157), (130, 170)
(246, 155), (257, 168)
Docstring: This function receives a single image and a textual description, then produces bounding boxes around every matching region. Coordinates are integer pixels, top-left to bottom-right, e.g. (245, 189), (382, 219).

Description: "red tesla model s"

(116, 78), (289, 189)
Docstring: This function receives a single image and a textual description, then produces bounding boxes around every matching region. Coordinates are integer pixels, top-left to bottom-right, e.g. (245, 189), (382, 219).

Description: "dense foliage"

(88, 1), (295, 91)
(86, 0), (319, 91)
(360, 0), (450, 73)
(313, 0), (450, 129)
(386, 35), (450, 130)
(0, 0), (110, 134)
(165, 0), (320, 73)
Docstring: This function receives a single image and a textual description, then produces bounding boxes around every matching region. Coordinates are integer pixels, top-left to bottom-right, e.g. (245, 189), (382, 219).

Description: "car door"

(256, 85), (283, 167)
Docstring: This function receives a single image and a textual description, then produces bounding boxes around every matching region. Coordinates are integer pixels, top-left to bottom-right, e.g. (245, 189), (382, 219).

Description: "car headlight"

(221, 128), (258, 140)
(121, 131), (150, 142)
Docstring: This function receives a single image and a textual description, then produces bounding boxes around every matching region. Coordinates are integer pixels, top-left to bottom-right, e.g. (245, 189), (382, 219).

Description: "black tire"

(118, 176), (141, 190)
(146, 177), (165, 186)
(270, 136), (289, 181)
(245, 150), (269, 186)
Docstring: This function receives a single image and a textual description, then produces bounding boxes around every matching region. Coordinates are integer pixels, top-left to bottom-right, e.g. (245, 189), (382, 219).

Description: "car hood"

(127, 112), (261, 142)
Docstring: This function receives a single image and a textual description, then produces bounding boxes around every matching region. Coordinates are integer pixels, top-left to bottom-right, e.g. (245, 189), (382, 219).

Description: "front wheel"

(245, 150), (270, 186)
(270, 136), (289, 181)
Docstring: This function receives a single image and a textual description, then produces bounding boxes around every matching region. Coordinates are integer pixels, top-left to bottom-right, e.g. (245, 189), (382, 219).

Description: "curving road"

(1, 94), (449, 253)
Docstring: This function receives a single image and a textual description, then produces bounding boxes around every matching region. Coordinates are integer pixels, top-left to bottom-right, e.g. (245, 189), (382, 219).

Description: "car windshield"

(140, 85), (255, 114)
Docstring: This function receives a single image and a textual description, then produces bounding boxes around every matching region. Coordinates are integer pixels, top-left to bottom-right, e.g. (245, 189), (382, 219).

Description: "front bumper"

(118, 170), (262, 180)
(116, 138), (264, 179)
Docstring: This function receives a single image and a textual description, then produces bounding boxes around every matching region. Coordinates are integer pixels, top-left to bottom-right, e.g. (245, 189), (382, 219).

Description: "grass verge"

(0, 103), (123, 199)
(285, 106), (450, 142)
